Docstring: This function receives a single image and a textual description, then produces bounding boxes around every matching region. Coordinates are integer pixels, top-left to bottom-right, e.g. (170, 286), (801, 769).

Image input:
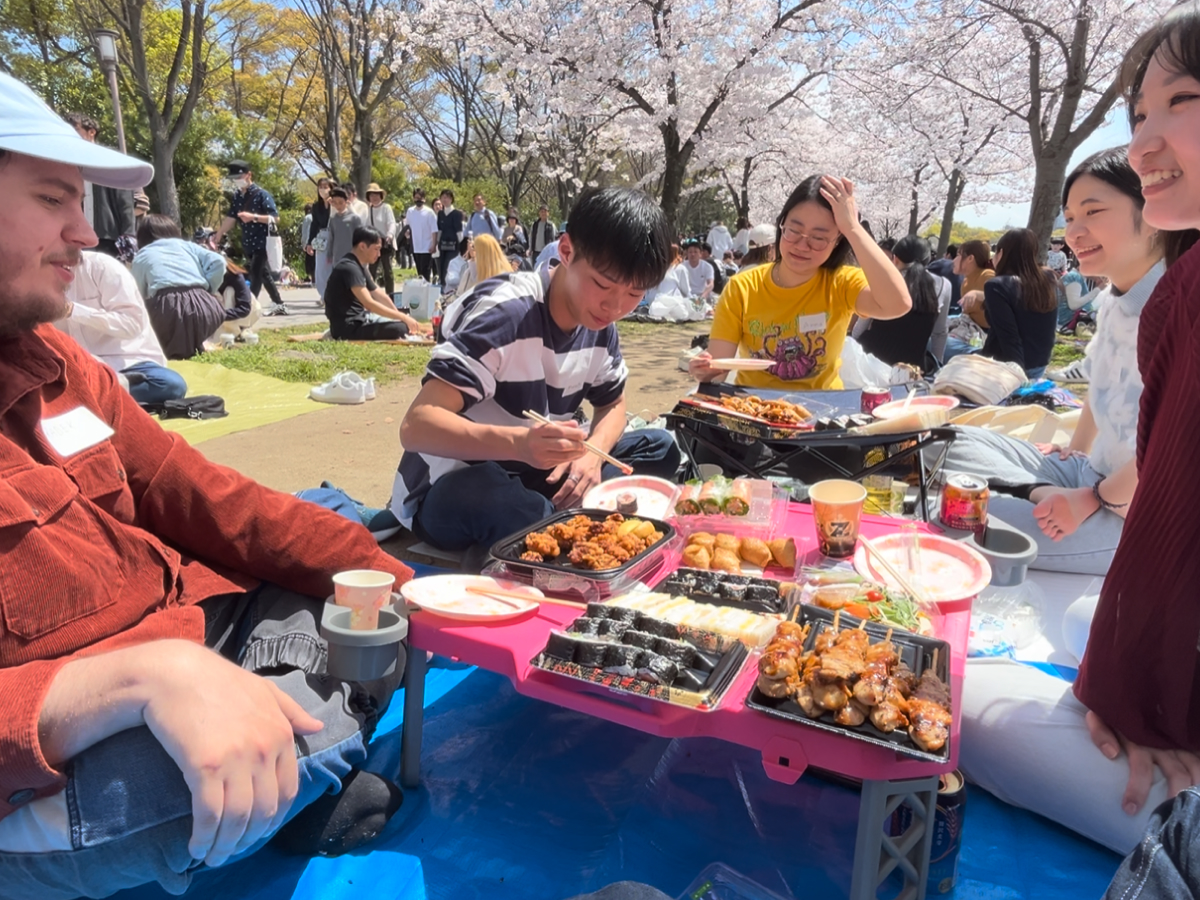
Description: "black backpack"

(142, 395), (228, 420)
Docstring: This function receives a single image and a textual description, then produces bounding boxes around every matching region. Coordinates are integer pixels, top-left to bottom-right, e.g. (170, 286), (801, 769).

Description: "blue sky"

(958, 115), (1132, 230)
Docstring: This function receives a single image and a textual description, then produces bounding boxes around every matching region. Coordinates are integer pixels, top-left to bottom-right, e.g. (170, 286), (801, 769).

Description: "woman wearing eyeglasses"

(690, 175), (911, 389)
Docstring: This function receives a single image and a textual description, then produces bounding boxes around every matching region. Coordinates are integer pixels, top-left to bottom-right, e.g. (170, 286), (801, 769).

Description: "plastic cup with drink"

(809, 479), (867, 559)
(333, 569), (396, 630)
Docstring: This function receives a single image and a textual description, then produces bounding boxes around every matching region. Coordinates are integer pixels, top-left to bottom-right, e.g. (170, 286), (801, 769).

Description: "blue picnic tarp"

(115, 564), (1122, 900)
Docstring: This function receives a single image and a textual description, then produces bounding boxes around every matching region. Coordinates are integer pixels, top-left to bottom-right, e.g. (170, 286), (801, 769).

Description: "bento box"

(745, 606), (953, 763)
(670, 384), (823, 442)
(530, 602), (749, 711)
(484, 508), (679, 602)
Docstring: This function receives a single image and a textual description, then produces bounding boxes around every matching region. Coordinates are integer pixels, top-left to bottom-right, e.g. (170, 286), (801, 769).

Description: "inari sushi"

(544, 631), (579, 661)
(722, 479), (753, 516)
(674, 481), (702, 516)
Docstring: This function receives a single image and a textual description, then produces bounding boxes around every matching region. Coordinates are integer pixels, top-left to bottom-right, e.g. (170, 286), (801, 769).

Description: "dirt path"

(199, 322), (708, 506)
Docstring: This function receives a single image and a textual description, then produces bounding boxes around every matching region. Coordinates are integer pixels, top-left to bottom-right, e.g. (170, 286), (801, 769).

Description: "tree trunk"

(152, 131), (180, 224)
(936, 168), (967, 256)
(1026, 156), (1068, 262)
(659, 128), (690, 229)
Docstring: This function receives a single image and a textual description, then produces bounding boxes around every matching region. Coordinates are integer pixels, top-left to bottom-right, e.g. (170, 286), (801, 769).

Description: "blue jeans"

(1105, 787), (1200, 898)
(412, 428), (681, 551)
(0, 584), (389, 899)
(122, 361), (188, 406)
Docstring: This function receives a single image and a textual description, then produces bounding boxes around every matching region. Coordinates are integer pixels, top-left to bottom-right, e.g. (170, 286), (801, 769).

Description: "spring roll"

(697, 476), (728, 515)
(722, 478), (753, 516)
(674, 481), (701, 516)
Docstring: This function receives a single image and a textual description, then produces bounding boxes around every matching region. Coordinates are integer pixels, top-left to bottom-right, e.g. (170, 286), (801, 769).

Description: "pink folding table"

(399, 504), (969, 900)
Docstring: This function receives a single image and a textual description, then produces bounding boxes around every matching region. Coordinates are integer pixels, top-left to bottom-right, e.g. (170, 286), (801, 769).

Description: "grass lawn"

(195, 324), (431, 386)
(1050, 333), (1089, 368)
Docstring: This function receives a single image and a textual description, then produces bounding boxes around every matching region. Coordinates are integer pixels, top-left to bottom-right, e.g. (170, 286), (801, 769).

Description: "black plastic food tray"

(655, 567), (792, 615)
(530, 609), (749, 710)
(745, 606), (953, 763)
(490, 508), (676, 582)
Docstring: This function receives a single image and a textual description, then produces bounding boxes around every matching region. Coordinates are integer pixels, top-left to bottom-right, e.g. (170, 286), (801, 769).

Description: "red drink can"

(860, 387), (891, 415)
(431, 315), (443, 342)
(939, 473), (989, 538)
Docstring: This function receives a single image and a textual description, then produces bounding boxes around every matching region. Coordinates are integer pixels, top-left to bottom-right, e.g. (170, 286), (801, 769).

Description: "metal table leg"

(399, 644), (427, 789)
(850, 775), (939, 900)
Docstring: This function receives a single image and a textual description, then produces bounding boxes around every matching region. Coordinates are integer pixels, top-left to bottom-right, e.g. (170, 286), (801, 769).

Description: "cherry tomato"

(865, 589), (884, 603)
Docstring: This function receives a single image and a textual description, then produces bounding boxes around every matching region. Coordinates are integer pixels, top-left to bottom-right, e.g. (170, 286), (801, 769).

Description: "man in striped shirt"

(392, 188), (681, 560)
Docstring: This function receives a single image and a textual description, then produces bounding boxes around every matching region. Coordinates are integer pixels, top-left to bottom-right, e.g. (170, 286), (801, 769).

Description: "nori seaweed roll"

(654, 638), (696, 667)
(745, 584), (778, 604)
(693, 571), (721, 594)
(623, 630), (656, 650)
(691, 649), (721, 674)
(602, 644), (639, 673)
(574, 639), (608, 667)
(673, 668), (707, 691)
(718, 582), (748, 605)
(673, 571), (698, 591)
(544, 631), (579, 661)
(598, 619), (630, 639)
(638, 655), (679, 685)
(633, 613), (661, 634)
(606, 605), (640, 624)
(570, 617), (602, 636)
(586, 602), (612, 620)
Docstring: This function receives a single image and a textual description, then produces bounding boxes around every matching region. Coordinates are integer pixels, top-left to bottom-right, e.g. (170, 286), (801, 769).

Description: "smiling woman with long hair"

(975, 227), (1059, 376)
(689, 174), (911, 389)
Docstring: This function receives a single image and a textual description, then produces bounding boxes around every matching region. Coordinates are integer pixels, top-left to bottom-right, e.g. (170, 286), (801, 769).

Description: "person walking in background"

(365, 183), (397, 297)
(309, 176), (334, 294)
(63, 112), (136, 261)
(468, 193), (503, 241)
(300, 203), (314, 284)
(323, 187), (364, 301)
(212, 160), (285, 315)
(57, 250), (188, 405)
(529, 204), (557, 258)
(732, 216), (752, 255)
(132, 214), (226, 359)
(437, 189), (466, 286)
(347, 183), (369, 219)
(707, 219), (734, 261)
(501, 213), (527, 256)
(405, 188), (438, 282)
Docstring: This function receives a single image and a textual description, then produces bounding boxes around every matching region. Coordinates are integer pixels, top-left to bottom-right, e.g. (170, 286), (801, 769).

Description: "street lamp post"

(91, 28), (127, 155)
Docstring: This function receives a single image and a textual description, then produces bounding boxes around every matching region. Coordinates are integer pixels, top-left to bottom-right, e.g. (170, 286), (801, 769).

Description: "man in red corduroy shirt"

(0, 72), (414, 899)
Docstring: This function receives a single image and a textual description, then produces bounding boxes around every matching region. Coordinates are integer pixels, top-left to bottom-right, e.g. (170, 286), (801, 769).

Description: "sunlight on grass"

(195, 324), (431, 385)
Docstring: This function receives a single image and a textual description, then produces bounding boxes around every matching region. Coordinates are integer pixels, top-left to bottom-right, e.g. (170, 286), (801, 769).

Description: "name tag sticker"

(797, 313), (827, 334)
(40, 407), (114, 458)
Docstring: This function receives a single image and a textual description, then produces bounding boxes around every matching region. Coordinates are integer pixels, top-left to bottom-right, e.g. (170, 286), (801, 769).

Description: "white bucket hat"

(0, 71), (153, 190)
(747, 223), (777, 247)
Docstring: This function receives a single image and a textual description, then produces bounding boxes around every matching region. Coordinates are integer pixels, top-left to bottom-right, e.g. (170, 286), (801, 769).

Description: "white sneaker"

(1047, 360), (1089, 384)
(333, 371), (376, 400)
(310, 372), (367, 404)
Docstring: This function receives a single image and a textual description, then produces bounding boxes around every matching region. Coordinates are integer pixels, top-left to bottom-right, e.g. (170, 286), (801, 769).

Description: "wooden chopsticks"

(522, 410), (634, 475)
(859, 536), (936, 611)
(464, 585), (588, 609)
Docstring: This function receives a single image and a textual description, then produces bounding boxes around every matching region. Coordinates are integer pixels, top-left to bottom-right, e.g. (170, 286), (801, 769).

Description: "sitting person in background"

(940, 147), (1172, 576)
(690, 174), (911, 389)
(738, 223), (776, 269)
(856, 235), (947, 370)
(131, 214), (226, 359)
(442, 236), (473, 296)
(212, 258), (261, 343)
(56, 249), (188, 405)
(0, 71), (413, 899)
(325, 226), (433, 341)
(971, 227), (1059, 377)
(454, 233), (510, 299)
(501, 213), (527, 256)
(393, 188), (682, 566)
(640, 243), (690, 308)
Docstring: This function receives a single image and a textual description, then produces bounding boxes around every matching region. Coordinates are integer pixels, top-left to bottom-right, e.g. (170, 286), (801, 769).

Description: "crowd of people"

(6, 2), (1200, 896)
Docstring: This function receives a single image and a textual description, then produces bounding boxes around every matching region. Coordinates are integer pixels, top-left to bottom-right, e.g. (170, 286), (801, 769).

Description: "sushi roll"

(672, 571), (697, 592)
(638, 655), (679, 685)
(718, 582), (748, 605)
(598, 619), (630, 639)
(654, 637), (696, 667)
(693, 571), (721, 595)
(744, 584), (779, 605)
(574, 639), (608, 667)
(602, 644), (639, 673)
(586, 602), (612, 620)
(673, 668), (707, 691)
(544, 631), (579, 661)
(691, 649), (721, 674)
(570, 617), (602, 636)
(606, 606), (640, 624)
(623, 630), (656, 650)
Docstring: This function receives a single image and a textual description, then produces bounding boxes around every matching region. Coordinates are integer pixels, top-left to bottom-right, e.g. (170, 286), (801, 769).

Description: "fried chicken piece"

(567, 540), (621, 570)
(520, 551), (544, 562)
(524, 531), (561, 558)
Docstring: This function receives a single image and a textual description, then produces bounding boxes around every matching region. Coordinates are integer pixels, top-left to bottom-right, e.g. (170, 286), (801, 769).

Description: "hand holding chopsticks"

(523, 410), (634, 475)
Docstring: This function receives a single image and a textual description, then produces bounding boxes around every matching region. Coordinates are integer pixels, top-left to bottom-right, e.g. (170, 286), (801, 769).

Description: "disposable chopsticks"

(522, 410), (634, 475)
(859, 536), (936, 611)
(464, 585), (588, 609)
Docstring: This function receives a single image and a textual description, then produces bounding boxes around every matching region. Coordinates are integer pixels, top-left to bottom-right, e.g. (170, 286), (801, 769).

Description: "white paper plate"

(707, 358), (776, 371)
(872, 396), (961, 420)
(400, 575), (543, 622)
(582, 476), (679, 519)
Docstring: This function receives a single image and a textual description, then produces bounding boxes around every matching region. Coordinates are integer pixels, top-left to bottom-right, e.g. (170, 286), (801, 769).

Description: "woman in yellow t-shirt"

(690, 175), (912, 390)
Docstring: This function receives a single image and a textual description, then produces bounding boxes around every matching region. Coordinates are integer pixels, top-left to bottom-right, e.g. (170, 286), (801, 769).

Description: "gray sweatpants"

(939, 426), (1123, 575)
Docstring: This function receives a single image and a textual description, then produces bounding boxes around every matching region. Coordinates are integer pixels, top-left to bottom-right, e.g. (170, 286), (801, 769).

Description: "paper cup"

(333, 569), (396, 630)
(809, 479), (867, 559)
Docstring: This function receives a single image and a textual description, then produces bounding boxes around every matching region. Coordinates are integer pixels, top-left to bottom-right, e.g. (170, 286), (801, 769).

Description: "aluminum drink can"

(939, 473), (989, 537)
(891, 770), (967, 895)
(861, 386), (892, 415)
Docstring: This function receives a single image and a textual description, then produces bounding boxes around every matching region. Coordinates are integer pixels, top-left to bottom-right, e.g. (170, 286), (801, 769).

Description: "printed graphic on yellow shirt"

(747, 319), (828, 381)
